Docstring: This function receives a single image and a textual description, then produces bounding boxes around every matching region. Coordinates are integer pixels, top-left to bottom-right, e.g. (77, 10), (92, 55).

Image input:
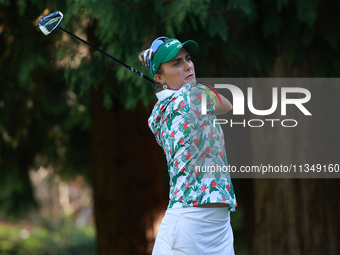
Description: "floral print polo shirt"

(148, 82), (237, 212)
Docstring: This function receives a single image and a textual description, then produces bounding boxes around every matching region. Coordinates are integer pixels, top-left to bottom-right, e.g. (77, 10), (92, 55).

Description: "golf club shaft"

(58, 27), (154, 84)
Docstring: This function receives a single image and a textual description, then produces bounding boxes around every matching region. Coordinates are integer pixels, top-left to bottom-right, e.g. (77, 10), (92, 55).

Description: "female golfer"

(139, 37), (237, 254)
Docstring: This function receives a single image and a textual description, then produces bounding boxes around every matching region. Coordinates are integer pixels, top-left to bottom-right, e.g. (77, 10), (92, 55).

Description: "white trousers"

(152, 206), (235, 255)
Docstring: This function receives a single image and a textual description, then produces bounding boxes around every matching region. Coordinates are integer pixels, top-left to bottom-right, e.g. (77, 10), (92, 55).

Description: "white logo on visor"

(177, 44), (182, 49)
(165, 40), (180, 48)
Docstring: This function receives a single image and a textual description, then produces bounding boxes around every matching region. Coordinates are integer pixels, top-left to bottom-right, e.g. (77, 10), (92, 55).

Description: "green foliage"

(0, 0), (91, 218)
(296, 0), (318, 26)
(227, 0), (257, 19)
(0, 218), (96, 255)
(0, 0), (10, 6)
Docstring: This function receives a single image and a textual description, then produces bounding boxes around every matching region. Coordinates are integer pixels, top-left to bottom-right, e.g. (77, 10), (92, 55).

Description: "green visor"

(149, 38), (198, 79)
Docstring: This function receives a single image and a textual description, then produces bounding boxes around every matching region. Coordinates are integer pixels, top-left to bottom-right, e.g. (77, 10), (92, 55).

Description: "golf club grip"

(58, 27), (154, 84)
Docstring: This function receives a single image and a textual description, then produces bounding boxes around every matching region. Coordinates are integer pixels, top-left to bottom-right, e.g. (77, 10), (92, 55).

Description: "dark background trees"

(1, 0), (340, 254)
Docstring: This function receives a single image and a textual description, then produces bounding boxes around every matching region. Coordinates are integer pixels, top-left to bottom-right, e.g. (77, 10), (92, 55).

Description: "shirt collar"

(155, 89), (177, 101)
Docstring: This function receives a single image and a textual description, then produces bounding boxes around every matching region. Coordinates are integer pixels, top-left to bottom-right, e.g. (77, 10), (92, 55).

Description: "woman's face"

(155, 48), (196, 90)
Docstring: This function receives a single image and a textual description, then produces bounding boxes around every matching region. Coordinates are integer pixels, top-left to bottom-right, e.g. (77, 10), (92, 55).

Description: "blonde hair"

(138, 37), (170, 91)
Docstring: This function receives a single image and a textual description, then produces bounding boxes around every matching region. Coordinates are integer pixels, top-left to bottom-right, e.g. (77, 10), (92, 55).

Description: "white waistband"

(165, 206), (230, 221)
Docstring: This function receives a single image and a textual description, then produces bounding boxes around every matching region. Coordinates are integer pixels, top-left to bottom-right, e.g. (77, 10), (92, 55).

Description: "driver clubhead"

(38, 11), (63, 35)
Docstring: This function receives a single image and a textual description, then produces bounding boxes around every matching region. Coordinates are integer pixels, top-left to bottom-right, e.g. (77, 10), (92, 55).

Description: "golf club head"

(38, 11), (63, 35)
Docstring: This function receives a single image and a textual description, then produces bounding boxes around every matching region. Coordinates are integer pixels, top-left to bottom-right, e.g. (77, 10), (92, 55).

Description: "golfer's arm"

(214, 94), (232, 115)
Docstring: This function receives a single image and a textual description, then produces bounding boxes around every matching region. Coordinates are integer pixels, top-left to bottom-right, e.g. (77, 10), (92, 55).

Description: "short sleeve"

(191, 83), (216, 114)
(204, 89), (216, 113)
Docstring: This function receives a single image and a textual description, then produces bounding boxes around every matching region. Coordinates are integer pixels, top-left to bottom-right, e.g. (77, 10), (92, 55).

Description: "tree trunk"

(251, 56), (340, 255)
(90, 85), (167, 255)
(252, 179), (339, 255)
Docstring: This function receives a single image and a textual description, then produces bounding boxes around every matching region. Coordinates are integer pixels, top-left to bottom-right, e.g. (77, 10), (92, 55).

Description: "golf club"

(38, 11), (154, 84)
